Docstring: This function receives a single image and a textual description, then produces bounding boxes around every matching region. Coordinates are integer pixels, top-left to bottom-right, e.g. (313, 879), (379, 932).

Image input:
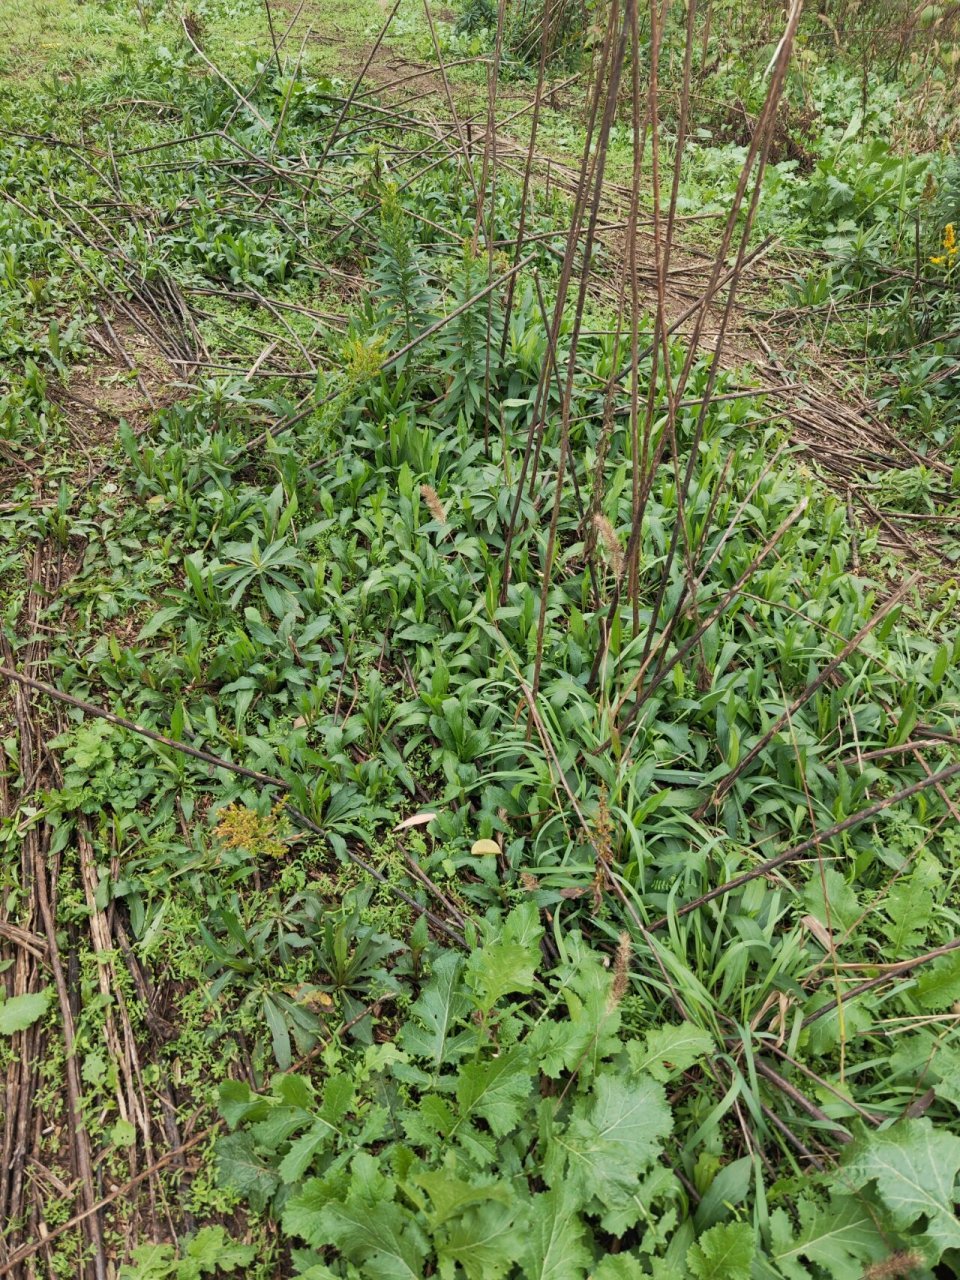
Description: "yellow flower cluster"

(931, 222), (957, 267)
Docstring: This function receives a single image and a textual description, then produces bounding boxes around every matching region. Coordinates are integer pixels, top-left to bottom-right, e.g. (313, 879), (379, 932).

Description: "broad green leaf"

(519, 1188), (592, 1280)
(436, 1201), (521, 1280)
(137, 605), (183, 640)
(0, 989), (51, 1035)
(316, 1198), (428, 1280)
(803, 868), (860, 935)
(687, 1221), (756, 1279)
(648, 1266), (685, 1280)
(801, 992), (872, 1055)
(843, 1117), (960, 1257)
(402, 950), (469, 1066)
(275, 1073), (316, 1110)
(932, 1045), (960, 1110)
(414, 1170), (512, 1227)
(693, 1156), (752, 1230)
(263, 993), (292, 1068)
(216, 1131), (281, 1212)
(545, 1073), (671, 1207)
(219, 1079), (270, 1129)
(282, 1172), (350, 1246)
(289, 1248), (340, 1279)
(769, 1193), (887, 1280)
(916, 950), (960, 1011)
(629, 1024), (716, 1082)
(881, 855), (941, 952)
(182, 1226), (256, 1275)
(455, 1047), (534, 1137)
(592, 1256), (647, 1279)
(250, 1104), (312, 1150)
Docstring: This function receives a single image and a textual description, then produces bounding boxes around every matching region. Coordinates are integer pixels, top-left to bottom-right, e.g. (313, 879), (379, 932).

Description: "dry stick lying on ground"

(179, 13), (272, 133)
(0, 668), (285, 788)
(694, 571), (922, 817)
(611, 498), (810, 739)
(800, 936), (960, 1028)
(313, 0), (402, 177)
(0, 668), (467, 948)
(241, 253), (535, 453)
(0, 978), (384, 1280)
(0, 1126), (221, 1279)
(2, 559), (109, 1280)
(647, 756), (960, 933)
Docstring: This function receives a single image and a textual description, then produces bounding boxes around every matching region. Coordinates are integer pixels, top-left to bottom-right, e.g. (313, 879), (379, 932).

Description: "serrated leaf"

(519, 1188), (592, 1280)
(0, 989), (51, 1034)
(466, 903), (543, 1014)
(216, 1131), (281, 1212)
(600, 1165), (680, 1237)
(628, 1024), (716, 1082)
(843, 1117), (960, 1257)
(530, 945), (622, 1080)
(402, 950), (469, 1066)
(455, 1047), (534, 1136)
(881, 855), (941, 952)
(118, 1243), (175, 1279)
(317, 1197), (428, 1280)
(436, 1201), (521, 1280)
(687, 1221), (756, 1279)
(414, 1171), (512, 1227)
(769, 1193), (887, 1280)
(467, 942), (539, 1013)
(545, 1073), (671, 1207)
(184, 1226), (256, 1272)
(402, 1093), (455, 1145)
(916, 949), (960, 1011)
(592, 1256), (647, 1279)
(279, 1116), (340, 1184)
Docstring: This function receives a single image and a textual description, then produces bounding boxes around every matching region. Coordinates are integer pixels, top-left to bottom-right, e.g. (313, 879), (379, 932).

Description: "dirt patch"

(710, 98), (818, 171)
(51, 305), (180, 454)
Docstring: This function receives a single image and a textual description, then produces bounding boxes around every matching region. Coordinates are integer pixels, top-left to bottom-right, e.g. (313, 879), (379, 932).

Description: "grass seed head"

(420, 484), (447, 523)
(608, 931), (632, 1008)
(593, 513), (624, 578)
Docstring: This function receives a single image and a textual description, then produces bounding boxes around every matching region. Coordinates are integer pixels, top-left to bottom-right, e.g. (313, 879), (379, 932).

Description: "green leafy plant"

(119, 1227), (255, 1279)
